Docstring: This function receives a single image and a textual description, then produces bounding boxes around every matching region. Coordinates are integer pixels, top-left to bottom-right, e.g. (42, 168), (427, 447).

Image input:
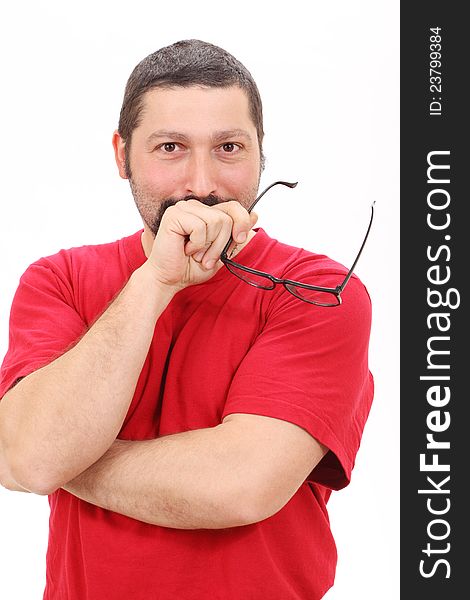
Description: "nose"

(184, 150), (217, 198)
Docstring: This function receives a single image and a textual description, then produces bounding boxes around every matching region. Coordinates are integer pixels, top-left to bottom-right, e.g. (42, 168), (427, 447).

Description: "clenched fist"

(146, 200), (258, 291)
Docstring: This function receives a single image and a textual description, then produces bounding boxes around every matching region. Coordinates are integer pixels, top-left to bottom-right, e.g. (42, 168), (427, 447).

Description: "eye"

(223, 143), (239, 153)
(153, 142), (185, 156)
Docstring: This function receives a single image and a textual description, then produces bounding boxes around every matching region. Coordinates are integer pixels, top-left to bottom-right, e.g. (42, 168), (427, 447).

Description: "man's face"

(114, 85), (262, 236)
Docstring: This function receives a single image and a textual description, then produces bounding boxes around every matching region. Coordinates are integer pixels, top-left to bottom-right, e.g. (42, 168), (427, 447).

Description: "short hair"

(118, 39), (265, 167)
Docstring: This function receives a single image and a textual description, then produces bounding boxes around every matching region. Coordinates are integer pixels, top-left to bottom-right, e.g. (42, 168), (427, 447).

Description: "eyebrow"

(211, 129), (253, 144)
(145, 130), (189, 146)
(145, 129), (253, 147)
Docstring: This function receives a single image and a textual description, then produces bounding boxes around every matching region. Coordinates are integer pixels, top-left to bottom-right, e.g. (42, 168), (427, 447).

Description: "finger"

(175, 201), (232, 263)
(162, 203), (210, 252)
(176, 200), (253, 246)
(168, 200), (252, 270)
(182, 216), (229, 259)
(200, 202), (258, 269)
(212, 201), (252, 243)
(196, 214), (233, 269)
(192, 249), (206, 263)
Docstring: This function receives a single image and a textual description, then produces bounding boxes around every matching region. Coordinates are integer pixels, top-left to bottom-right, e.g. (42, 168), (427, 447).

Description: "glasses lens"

(225, 262), (275, 290)
(284, 283), (340, 306)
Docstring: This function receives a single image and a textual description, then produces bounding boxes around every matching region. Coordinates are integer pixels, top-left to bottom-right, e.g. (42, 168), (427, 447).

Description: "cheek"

(136, 163), (180, 195)
(223, 163), (260, 193)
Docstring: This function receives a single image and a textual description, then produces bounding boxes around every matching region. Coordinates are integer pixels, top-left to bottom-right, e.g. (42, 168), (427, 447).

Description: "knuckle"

(194, 220), (206, 235)
(220, 211), (233, 224)
(165, 202), (183, 215)
(175, 200), (189, 209)
(212, 209), (231, 228)
(227, 200), (243, 215)
(161, 204), (177, 223)
(230, 200), (249, 220)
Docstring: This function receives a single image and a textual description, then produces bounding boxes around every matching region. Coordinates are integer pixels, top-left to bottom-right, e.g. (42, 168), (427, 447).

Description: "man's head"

(113, 39), (265, 236)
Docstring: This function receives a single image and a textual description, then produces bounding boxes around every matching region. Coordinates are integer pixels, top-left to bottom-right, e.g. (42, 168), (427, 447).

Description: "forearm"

(63, 427), (254, 530)
(0, 264), (176, 495)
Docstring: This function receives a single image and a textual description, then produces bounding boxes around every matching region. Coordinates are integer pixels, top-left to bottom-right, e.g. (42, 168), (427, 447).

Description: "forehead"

(137, 85), (255, 135)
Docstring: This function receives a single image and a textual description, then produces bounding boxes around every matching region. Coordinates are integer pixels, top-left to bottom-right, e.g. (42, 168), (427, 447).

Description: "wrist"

(133, 261), (182, 300)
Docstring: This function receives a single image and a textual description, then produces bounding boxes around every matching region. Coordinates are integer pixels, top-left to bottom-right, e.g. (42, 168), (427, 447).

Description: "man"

(0, 39), (374, 599)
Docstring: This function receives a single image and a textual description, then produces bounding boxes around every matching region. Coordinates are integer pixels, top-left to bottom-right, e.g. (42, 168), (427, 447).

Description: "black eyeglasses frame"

(220, 180), (375, 307)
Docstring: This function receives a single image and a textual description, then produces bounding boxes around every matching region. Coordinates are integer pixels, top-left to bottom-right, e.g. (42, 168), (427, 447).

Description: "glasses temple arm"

(247, 180), (298, 213)
(338, 201), (375, 293)
(221, 180), (298, 257)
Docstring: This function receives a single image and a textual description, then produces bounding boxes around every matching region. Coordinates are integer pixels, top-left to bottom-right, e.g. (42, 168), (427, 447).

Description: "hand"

(146, 200), (258, 290)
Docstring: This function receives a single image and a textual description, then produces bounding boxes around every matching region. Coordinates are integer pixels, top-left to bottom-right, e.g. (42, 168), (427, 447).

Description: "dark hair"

(118, 39), (265, 169)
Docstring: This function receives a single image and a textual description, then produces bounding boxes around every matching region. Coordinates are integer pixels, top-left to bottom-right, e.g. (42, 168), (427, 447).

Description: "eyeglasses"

(220, 180), (375, 307)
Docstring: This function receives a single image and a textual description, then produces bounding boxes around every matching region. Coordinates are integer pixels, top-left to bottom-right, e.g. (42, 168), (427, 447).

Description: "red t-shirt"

(0, 228), (374, 600)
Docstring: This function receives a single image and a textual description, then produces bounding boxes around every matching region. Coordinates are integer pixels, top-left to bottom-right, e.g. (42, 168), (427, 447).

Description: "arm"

(0, 265), (175, 495)
(0, 459), (30, 493)
(63, 413), (327, 529)
(0, 201), (255, 496)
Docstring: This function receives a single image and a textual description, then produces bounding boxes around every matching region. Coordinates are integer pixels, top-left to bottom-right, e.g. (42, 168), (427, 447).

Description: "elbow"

(5, 448), (61, 496)
(0, 403), (58, 496)
(224, 481), (283, 527)
(16, 475), (58, 496)
(1, 431), (88, 497)
(11, 464), (59, 496)
(238, 495), (283, 527)
(190, 482), (266, 529)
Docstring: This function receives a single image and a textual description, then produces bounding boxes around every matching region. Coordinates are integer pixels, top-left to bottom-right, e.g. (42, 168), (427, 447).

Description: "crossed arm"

(62, 413), (326, 529)
(1, 411), (325, 529)
(0, 260), (327, 529)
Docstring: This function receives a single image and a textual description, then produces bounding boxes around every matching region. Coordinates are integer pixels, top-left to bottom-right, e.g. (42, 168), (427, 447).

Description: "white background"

(0, 1), (399, 598)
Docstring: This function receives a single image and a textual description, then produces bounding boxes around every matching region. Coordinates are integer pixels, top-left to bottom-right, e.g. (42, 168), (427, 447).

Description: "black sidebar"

(401, 3), (467, 599)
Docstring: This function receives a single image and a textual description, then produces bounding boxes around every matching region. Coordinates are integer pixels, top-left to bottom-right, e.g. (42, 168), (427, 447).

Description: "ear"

(112, 130), (129, 179)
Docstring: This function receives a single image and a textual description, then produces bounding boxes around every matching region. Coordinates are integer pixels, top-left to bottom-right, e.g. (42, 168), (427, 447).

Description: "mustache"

(160, 194), (227, 212)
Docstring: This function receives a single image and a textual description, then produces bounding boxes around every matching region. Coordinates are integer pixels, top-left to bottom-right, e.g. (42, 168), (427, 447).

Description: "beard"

(129, 178), (258, 236)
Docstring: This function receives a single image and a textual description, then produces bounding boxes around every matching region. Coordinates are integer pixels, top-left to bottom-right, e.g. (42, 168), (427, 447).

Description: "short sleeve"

(222, 273), (374, 490)
(0, 262), (87, 399)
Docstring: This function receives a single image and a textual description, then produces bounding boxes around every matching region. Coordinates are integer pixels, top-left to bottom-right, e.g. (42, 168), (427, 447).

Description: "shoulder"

(255, 229), (351, 274)
(21, 230), (143, 284)
(255, 229), (371, 309)
(15, 231), (144, 323)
